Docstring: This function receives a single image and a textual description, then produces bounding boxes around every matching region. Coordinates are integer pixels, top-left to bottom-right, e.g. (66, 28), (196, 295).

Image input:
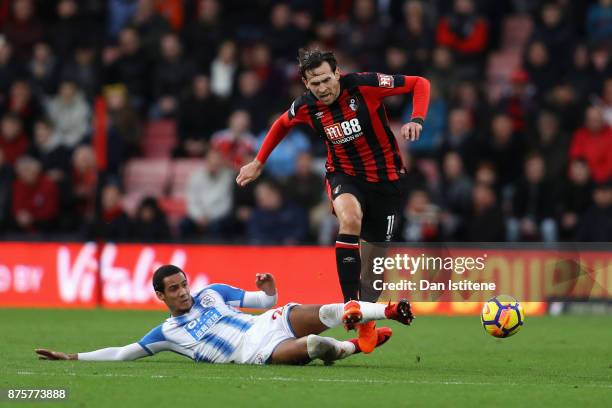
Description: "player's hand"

(35, 348), (76, 360)
(255, 273), (276, 296)
(400, 122), (423, 141)
(236, 159), (263, 186)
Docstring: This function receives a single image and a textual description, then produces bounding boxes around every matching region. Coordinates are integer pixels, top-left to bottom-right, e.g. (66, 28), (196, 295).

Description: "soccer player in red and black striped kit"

(237, 49), (427, 351)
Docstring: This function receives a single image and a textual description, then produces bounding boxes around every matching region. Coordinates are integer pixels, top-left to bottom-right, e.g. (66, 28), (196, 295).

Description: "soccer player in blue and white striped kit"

(36, 265), (413, 365)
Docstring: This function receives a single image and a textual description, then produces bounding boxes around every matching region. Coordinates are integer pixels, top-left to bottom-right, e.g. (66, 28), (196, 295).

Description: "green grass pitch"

(1, 309), (610, 407)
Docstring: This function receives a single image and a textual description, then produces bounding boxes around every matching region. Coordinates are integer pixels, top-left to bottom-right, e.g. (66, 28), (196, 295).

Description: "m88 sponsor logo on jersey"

(324, 118), (363, 144)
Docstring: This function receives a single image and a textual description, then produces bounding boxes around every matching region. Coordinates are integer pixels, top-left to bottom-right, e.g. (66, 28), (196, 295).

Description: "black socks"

(335, 234), (360, 302)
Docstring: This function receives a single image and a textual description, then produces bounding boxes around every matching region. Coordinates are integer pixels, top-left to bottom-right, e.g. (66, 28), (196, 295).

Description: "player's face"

(157, 273), (193, 316)
(303, 62), (341, 105)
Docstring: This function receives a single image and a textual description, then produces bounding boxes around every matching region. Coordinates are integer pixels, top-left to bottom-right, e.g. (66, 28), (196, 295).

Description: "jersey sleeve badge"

(289, 101), (296, 119)
(377, 73), (394, 88)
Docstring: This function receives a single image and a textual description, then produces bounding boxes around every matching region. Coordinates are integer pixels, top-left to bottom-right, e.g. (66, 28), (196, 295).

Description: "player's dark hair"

(153, 265), (186, 293)
(297, 48), (337, 79)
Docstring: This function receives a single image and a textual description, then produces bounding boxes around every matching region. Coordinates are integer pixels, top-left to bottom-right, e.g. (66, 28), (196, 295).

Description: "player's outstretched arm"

(207, 275), (277, 309)
(400, 121), (423, 141)
(242, 273), (277, 308)
(35, 349), (77, 360)
(254, 273), (276, 296)
(236, 111), (294, 186)
(35, 343), (149, 361)
(236, 159), (263, 186)
(400, 75), (429, 142)
(358, 73), (429, 141)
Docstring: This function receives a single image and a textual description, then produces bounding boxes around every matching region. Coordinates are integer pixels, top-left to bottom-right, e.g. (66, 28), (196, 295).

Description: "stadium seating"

(123, 158), (171, 196)
(163, 159), (205, 231)
(1, 2), (606, 244)
(141, 120), (178, 158)
(122, 158), (172, 216)
(170, 159), (205, 198)
(158, 195), (187, 232)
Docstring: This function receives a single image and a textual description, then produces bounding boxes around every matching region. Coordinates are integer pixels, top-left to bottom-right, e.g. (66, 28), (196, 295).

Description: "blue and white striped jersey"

(138, 284), (267, 363)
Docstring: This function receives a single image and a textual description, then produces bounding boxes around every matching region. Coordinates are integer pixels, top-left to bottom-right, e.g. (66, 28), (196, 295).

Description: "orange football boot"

(384, 299), (414, 325)
(349, 327), (393, 354)
(356, 321), (378, 353)
(342, 300), (363, 330)
(342, 300), (379, 353)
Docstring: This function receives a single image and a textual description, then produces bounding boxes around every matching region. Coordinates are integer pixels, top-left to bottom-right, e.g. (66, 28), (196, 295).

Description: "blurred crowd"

(0, 0), (611, 244)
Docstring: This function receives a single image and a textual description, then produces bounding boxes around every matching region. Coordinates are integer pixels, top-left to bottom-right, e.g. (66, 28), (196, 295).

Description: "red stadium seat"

(158, 196), (187, 233)
(141, 120), (178, 158)
(123, 158), (171, 197)
(121, 192), (185, 222)
(170, 159), (205, 198)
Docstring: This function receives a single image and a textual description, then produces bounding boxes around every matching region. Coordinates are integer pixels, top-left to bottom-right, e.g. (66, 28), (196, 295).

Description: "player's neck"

(171, 309), (189, 317)
(170, 303), (192, 317)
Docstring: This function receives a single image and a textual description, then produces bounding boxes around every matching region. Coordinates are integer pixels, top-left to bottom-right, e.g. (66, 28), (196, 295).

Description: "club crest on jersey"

(315, 111), (324, 119)
(377, 73), (394, 88)
(200, 295), (215, 307)
(348, 98), (358, 111)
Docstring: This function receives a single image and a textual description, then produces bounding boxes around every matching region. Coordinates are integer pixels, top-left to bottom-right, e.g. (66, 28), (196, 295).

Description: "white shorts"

(234, 303), (299, 365)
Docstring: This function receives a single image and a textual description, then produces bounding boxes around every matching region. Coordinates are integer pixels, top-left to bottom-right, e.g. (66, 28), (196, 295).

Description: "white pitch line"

(12, 371), (612, 389)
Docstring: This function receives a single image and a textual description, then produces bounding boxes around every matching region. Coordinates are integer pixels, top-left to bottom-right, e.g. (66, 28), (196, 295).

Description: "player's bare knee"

(339, 213), (362, 234)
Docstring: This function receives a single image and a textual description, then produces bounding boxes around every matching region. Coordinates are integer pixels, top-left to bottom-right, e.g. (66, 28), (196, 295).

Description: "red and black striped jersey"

(256, 72), (430, 182)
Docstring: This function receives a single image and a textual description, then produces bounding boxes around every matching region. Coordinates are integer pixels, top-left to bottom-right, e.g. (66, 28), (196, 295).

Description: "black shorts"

(325, 171), (406, 242)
